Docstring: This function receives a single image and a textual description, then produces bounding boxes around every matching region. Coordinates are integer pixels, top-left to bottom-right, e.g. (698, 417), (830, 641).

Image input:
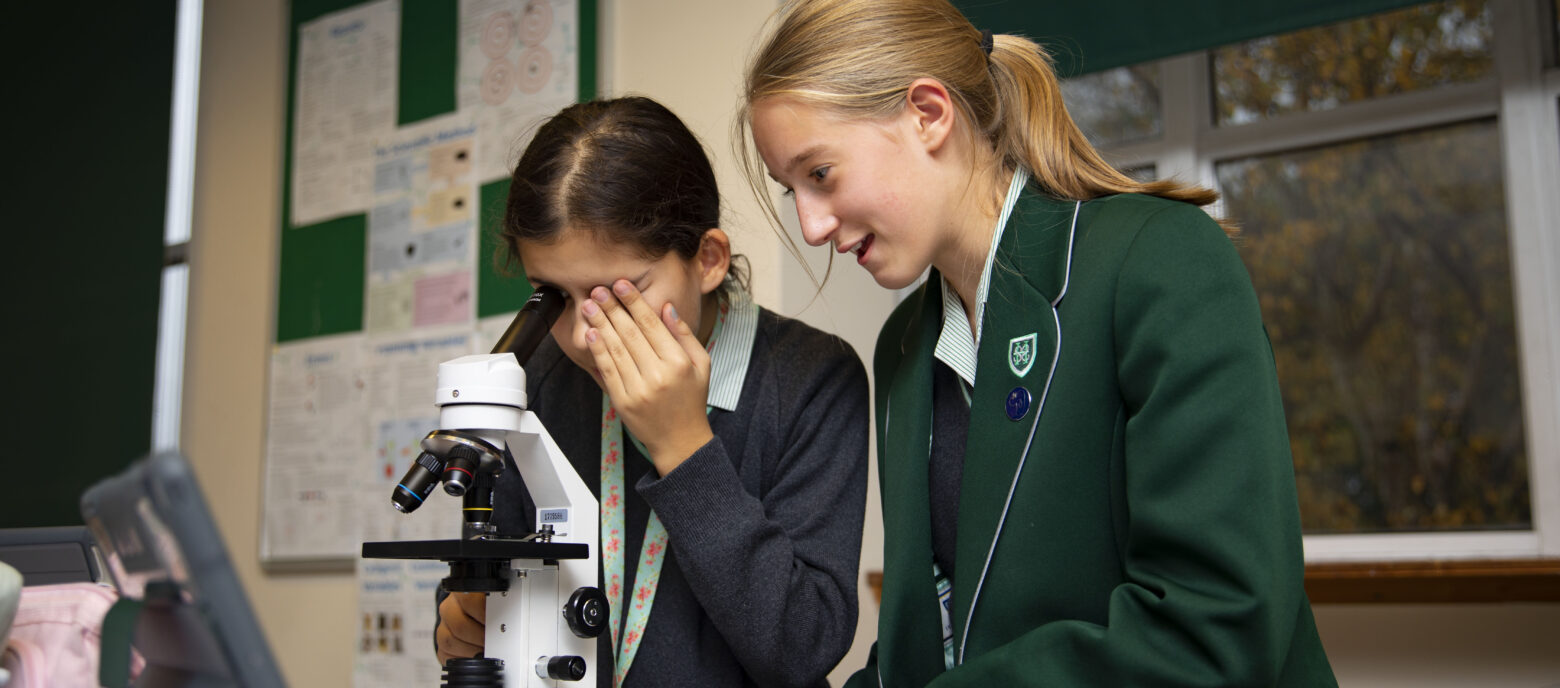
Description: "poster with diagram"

(366, 115), (479, 333)
(261, 326), (480, 562)
(291, 0), (399, 226)
(261, 333), (369, 563)
(353, 557), (447, 687)
(357, 327), (477, 544)
(270, 7), (590, 678)
(458, 0), (579, 181)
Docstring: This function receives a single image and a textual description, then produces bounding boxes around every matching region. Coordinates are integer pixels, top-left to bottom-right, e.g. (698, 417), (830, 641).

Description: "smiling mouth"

(850, 235), (873, 265)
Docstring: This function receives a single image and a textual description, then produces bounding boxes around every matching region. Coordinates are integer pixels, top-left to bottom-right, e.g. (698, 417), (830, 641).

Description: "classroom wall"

(184, 0), (353, 684)
(183, 0), (1558, 686)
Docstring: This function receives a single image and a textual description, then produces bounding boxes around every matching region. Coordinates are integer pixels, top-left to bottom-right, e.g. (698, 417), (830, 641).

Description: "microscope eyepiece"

(491, 285), (566, 364)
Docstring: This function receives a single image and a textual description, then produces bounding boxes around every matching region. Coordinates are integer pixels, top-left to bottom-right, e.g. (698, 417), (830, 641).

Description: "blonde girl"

(741, 1), (1336, 685)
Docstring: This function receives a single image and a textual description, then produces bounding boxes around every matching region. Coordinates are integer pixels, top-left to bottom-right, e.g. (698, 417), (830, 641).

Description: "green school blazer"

(850, 191), (1337, 687)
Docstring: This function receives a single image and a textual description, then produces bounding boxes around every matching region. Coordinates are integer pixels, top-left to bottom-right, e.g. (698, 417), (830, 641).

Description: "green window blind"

(6, 2), (175, 527)
(956, 0), (1429, 75)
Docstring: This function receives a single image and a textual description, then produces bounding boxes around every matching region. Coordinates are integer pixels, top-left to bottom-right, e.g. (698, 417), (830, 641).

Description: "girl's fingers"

(453, 591), (487, 625)
(611, 280), (685, 361)
(662, 302), (708, 368)
(582, 300), (641, 397)
(590, 285), (661, 372)
(436, 625), (483, 664)
(436, 593), (485, 662)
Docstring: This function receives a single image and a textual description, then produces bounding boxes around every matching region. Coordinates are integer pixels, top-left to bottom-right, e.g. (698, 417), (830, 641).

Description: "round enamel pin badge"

(1006, 387), (1031, 421)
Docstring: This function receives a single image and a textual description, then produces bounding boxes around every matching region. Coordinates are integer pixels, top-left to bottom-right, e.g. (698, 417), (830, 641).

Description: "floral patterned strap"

(600, 400), (626, 667)
(599, 297), (730, 686)
(601, 398), (670, 688)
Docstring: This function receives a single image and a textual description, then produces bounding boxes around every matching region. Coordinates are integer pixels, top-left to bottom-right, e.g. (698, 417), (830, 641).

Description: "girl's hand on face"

(582, 279), (713, 476)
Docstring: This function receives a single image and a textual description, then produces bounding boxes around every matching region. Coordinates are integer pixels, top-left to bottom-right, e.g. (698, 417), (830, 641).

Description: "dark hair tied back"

(500, 96), (747, 289)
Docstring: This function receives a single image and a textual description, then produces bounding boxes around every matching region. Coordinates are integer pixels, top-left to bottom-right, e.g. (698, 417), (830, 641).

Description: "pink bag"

(1, 582), (144, 688)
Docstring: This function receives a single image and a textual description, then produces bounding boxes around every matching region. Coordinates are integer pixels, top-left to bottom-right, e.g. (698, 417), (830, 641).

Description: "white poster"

(291, 0), (400, 227)
(262, 327), (482, 562)
(458, 0), (579, 181)
(261, 333), (368, 562)
(366, 115), (479, 334)
(354, 558), (448, 686)
(354, 328), (485, 687)
(358, 327), (478, 544)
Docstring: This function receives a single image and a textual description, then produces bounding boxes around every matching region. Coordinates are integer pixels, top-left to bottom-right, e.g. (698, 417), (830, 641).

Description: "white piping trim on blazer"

(957, 199), (1081, 665)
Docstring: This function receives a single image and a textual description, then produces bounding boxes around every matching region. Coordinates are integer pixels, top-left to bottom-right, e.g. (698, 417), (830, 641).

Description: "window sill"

(1303, 558), (1560, 603)
(865, 558), (1560, 606)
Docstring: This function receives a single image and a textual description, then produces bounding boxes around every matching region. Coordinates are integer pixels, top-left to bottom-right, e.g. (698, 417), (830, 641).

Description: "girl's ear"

(696, 228), (732, 295)
(904, 77), (956, 153)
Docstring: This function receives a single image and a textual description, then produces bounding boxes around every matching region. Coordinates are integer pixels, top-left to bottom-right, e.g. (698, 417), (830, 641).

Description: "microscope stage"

(362, 538), (589, 561)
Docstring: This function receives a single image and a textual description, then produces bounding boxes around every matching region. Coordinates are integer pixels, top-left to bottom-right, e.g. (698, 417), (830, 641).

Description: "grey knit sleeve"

(637, 334), (870, 688)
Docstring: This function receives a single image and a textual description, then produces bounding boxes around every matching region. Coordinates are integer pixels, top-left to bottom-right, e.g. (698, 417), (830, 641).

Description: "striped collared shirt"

(706, 286), (759, 412)
(933, 168), (1031, 394)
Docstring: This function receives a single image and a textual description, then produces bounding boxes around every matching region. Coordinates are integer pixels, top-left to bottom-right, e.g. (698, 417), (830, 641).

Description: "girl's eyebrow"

(786, 145), (827, 176)
(765, 145), (827, 185)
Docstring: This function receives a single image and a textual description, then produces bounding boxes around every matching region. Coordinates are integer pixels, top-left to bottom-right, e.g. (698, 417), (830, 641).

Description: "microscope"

(363, 286), (607, 687)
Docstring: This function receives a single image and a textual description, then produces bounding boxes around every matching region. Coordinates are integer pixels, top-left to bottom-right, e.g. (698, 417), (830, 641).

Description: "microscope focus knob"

(535, 655), (586, 682)
(562, 587), (608, 638)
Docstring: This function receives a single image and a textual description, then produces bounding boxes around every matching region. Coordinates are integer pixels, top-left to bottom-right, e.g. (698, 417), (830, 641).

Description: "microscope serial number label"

(539, 509), (568, 524)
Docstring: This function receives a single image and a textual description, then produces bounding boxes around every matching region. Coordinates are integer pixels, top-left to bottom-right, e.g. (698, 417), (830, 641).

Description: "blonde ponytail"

(740, 0), (1235, 238)
(986, 35), (1226, 216)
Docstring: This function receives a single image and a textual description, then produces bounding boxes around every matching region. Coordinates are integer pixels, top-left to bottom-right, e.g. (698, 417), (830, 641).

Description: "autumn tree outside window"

(1062, 0), (1560, 565)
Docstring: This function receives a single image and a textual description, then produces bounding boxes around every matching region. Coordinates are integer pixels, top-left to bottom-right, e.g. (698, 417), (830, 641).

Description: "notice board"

(261, 0), (595, 569)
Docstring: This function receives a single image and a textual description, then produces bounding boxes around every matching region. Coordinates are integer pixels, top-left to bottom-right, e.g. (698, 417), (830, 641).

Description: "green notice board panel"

(477, 177), (535, 316)
(278, 0), (593, 342)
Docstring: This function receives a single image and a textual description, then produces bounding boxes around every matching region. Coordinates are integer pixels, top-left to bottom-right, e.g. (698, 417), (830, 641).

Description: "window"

(1064, 0), (1560, 560)
(152, 0), (203, 452)
(1060, 64), (1162, 147)
(1213, 0), (1494, 126)
(1217, 119), (1526, 534)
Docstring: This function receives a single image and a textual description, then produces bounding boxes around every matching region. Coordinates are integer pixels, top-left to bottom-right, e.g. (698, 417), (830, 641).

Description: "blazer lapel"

(949, 192), (1080, 655)
(876, 280), (948, 684)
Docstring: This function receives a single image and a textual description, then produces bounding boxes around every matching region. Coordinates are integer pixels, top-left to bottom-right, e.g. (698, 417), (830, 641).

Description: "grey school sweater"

(442, 307), (869, 687)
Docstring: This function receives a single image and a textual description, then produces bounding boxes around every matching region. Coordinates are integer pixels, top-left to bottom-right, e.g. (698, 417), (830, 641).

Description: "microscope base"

(363, 539), (600, 685)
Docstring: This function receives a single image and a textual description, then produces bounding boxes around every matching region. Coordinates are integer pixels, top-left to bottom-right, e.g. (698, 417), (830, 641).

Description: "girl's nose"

(795, 194), (839, 247)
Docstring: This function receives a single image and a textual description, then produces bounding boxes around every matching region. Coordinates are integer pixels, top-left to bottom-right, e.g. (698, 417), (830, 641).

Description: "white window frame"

(1093, 0), (1560, 562)
(152, 0), (204, 453)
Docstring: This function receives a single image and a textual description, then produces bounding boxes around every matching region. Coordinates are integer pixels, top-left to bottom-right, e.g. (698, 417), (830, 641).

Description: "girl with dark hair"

(740, 0), (1335, 686)
(436, 96), (869, 688)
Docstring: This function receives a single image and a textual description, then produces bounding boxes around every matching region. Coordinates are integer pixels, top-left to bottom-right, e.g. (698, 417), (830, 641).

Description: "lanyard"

(933, 562), (955, 671)
(600, 399), (669, 687)
(599, 297), (729, 687)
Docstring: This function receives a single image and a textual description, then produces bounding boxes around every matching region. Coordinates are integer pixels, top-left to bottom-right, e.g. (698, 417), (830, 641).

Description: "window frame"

(152, 0), (203, 453)
(1090, 0), (1560, 563)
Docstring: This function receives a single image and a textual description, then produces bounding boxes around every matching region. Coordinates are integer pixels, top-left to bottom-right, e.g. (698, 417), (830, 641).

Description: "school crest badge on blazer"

(1008, 332), (1038, 377)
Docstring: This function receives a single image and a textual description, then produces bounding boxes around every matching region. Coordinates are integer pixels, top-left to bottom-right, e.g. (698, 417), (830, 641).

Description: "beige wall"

(185, 0), (356, 684)
(184, 0), (1558, 686)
